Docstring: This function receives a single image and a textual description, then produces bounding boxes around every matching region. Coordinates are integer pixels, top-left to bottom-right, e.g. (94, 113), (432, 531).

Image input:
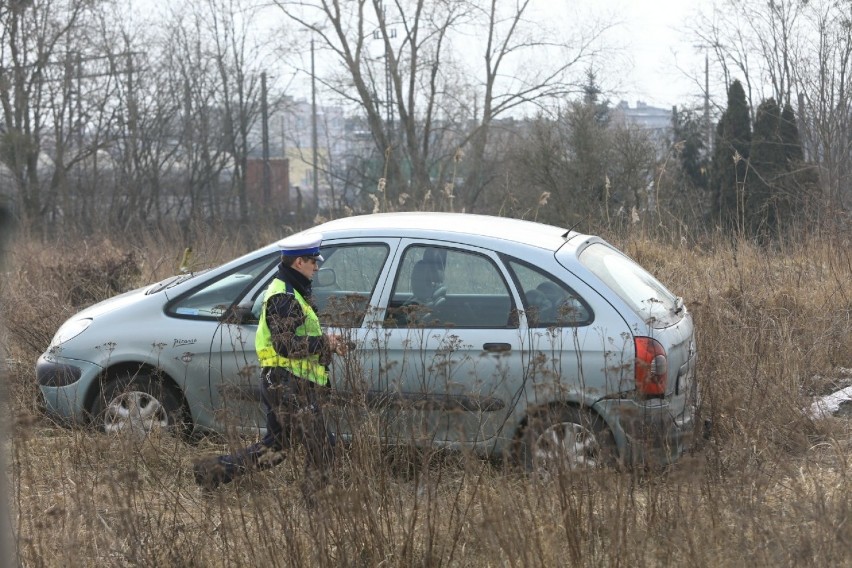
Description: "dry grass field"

(2, 222), (850, 567)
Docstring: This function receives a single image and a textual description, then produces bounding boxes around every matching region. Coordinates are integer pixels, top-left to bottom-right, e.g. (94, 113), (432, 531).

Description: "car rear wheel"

(519, 406), (615, 474)
(91, 373), (188, 437)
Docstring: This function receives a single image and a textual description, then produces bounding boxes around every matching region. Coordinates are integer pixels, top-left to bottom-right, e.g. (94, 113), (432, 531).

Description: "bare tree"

(273, 0), (459, 207)
(690, 0), (803, 110)
(162, 0), (253, 225)
(794, 1), (852, 211)
(202, 0), (268, 225)
(0, 0), (92, 232)
(272, 0), (612, 212)
(459, 0), (612, 211)
(101, 0), (272, 230)
(94, 22), (183, 231)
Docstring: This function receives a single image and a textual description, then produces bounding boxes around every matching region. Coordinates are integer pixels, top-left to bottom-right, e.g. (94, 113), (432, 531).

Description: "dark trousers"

(216, 367), (334, 489)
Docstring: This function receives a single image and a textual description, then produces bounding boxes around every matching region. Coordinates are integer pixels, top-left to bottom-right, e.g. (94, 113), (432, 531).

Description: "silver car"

(36, 213), (698, 469)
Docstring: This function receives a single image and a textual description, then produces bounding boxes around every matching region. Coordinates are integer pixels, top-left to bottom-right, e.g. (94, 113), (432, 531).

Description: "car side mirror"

(221, 303), (257, 324)
(315, 267), (337, 288)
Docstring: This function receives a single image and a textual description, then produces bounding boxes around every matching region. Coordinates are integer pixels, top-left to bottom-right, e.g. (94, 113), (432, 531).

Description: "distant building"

(245, 157), (289, 213)
(612, 100), (674, 141)
(247, 96), (350, 211)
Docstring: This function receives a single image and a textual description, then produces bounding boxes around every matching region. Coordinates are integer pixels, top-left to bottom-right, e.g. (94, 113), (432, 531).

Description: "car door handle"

(483, 343), (511, 353)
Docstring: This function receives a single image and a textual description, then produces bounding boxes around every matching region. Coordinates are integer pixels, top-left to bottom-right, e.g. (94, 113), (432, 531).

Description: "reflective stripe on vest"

(255, 279), (328, 386)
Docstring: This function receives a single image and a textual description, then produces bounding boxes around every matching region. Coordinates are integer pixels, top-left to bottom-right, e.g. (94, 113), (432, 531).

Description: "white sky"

(573, 0), (711, 110)
(128, 0), (714, 112)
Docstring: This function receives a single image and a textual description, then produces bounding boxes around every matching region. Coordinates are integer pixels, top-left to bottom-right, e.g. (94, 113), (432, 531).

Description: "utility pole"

(796, 92), (809, 162)
(261, 72), (271, 209)
(705, 52), (712, 155)
(311, 38), (319, 213)
(384, 36), (393, 145)
(374, 3), (396, 145)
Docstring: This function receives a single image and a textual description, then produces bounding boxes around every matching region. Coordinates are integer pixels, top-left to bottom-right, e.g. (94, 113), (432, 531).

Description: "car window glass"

(388, 246), (515, 328)
(579, 242), (678, 326)
(169, 254), (278, 319)
(507, 259), (592, 327)
(313, 243), (390, 327)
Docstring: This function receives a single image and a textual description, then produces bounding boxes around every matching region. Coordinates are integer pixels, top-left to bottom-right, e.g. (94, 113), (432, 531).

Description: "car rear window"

(578, 242), (680, 327)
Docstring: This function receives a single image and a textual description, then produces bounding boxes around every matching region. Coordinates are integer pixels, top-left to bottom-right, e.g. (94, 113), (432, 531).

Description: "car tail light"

(635, 337), (667, 396)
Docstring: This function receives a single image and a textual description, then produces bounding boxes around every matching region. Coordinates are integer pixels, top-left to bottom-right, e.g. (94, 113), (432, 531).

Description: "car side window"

(388, 246), (516, 328)
(168, 254), (279, 319)
(313, 243), (390, 327)
(506, 259), (593, 327)
(249, 244), (390, 328)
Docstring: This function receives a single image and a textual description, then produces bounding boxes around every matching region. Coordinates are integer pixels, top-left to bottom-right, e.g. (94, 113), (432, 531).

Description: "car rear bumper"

(36, 354), (102, 423)
(595, 398), (695, 467)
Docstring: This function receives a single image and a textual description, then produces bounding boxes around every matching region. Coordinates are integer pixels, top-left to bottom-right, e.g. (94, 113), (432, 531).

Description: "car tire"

(91, 372), (188, 437)
(519, 406), (615, 474)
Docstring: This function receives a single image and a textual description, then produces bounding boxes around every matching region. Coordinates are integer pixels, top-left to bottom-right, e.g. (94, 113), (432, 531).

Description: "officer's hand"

(329, 334), (351, 356)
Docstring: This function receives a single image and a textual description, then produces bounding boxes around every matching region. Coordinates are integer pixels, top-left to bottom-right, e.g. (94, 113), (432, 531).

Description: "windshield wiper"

(146, 272), (200, 295)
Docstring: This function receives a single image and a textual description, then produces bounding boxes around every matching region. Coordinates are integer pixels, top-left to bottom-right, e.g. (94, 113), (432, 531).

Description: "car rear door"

(504, 256), (637, 408)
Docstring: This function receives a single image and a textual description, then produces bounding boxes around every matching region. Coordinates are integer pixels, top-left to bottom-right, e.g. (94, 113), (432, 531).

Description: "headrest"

(411, 260), (444, 300)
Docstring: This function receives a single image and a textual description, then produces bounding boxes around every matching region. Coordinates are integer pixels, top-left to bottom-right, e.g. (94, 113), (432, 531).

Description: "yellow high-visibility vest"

(255, 279), (328, 386)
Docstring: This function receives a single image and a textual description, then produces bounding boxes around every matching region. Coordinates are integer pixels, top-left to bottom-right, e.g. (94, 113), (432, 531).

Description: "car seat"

(408, 260), (446, 306)
(524, 288), (553, 325)
(536, 281), (565, 306)
(537, 281), (588, 324)
(403, 260), (446, 323)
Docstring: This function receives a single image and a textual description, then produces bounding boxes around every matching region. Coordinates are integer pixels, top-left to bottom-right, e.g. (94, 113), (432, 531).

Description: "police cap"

(277, 232), (324, 261)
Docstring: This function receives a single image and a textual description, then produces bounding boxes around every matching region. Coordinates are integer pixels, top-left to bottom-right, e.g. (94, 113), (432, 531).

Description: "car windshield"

(579, 242), (680, 327)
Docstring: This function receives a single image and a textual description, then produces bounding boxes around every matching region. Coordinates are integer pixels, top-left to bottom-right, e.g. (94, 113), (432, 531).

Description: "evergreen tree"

(711, 80), (751, 232)
(779, 103), (804, 164)
(671, 108), (708, 192)
(582, 67), (611, 125)
(710, 117), (727, 221)
(747, 98), (783, 238)
(776, 103), (818, 231)
(567, 99), (611, 212)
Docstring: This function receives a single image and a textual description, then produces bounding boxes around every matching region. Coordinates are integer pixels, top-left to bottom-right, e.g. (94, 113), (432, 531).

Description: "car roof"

(313, 212), (575, 251)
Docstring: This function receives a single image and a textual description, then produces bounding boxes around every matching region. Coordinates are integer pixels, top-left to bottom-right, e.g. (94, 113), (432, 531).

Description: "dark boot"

(194, 446), (287, 490)
(193, 456), (239, 490)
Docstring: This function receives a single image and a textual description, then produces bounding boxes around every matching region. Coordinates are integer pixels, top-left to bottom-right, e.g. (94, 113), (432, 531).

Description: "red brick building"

(245, 158), (290, 214)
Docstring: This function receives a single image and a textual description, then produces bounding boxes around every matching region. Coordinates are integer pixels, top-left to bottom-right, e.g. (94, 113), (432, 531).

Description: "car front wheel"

(92, 373), (187, 437)
(519, 406), (615, 474)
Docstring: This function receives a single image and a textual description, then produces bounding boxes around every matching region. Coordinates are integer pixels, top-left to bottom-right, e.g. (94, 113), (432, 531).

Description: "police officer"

(193, 232), (348, 503)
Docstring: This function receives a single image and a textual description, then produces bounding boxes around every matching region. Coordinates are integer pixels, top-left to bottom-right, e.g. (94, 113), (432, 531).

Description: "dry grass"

(2, 223), (851, 567)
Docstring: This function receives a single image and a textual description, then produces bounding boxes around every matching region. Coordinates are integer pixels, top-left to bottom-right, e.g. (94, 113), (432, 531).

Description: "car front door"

(307, 239), (397, 439)
(166, 253), (279, 435)
(209, 239), (398, 437)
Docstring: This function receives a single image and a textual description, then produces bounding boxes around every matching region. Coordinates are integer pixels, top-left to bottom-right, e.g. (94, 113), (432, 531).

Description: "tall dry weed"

(2, 223), (850, 566)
